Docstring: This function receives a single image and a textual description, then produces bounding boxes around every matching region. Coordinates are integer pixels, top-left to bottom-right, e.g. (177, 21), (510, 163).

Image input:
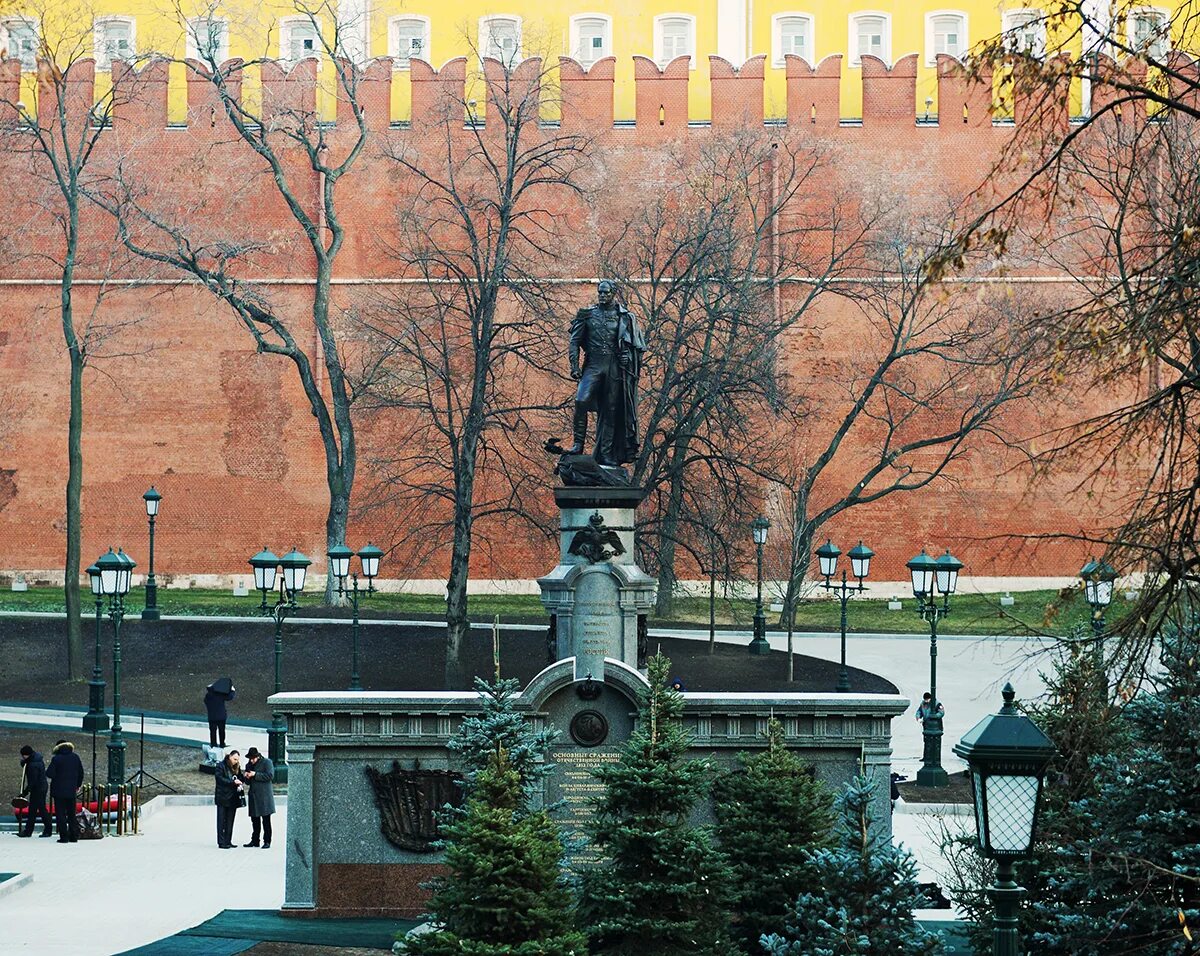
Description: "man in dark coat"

(45, 739), (84, 843)
(214, 749), (244, 848)
(566, 280), (646, 466)
(241, 747), (276, 848)
(17, 745), (52, 838)
(205, 679), (236, 748)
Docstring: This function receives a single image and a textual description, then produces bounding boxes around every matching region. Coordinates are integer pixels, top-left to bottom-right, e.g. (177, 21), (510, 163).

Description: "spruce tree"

(403, 747), (588, 956)
(761, 774), (943, 956)
(400, 678), (586, 955)
(451, 677), (558, 795)
(712, 718), (834, 949)
(1028, 624), (1200, 954)
(580, 653), (735, 955)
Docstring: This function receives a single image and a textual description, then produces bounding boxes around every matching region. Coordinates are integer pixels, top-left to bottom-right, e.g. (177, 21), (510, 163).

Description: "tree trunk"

(64, 347), (84, 681)
(653, 447), (688, 618)
(323, 467), (350, 604)
(61, 211), (83, 682)
(444, 496), (474, 689)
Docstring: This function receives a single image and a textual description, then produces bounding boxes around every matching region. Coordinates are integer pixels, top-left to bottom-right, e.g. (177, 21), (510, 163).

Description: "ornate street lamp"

(141, 487), (162, 620)
(907, 546), (963, 787)
(954, 683), (1056, 956)
(328, 543), (383, 691)
(245, 546), (310, 783)
(95, 547), (135, 786)
(1079, 556), (1117, 637)
(815, 539), (874, 692)
(82, 564), (109, 734)
(749, 516), (771, 656)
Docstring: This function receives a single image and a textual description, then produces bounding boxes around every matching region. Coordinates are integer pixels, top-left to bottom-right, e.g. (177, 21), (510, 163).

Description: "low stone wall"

(272, 659), (908, 917)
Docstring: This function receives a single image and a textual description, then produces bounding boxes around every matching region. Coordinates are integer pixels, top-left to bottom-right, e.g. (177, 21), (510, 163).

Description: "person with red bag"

(16, 745), (53, 838)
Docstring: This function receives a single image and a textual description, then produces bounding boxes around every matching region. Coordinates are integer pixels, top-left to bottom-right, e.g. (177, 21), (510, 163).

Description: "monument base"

(538, 486), (655, 679)
(271, 657), (907, 917)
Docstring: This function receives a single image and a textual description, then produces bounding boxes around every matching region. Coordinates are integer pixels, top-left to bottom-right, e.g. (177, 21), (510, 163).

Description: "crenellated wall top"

(2, 49), (1189, 137)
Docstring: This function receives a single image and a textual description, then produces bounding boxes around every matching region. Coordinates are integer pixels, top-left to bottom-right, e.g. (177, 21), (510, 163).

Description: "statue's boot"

(565, 407), (587, 455)
(595, 428), (617, 467)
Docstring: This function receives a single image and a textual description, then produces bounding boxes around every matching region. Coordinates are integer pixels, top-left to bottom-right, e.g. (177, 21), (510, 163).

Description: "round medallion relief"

(569, 709), (610, 747)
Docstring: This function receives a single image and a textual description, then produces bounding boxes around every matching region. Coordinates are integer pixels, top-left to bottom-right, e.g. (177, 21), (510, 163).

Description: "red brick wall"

(0, 54), (1142, 582)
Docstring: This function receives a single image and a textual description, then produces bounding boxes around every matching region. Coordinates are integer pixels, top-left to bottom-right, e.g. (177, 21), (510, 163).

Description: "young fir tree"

(1028, 624), (1200, 955)
(400, 678), (586, 955)
(580, 653), (735, 955)
(403, 747), (588, 956)
(712, 718), (835, 950)
(761, 774), (943, 956)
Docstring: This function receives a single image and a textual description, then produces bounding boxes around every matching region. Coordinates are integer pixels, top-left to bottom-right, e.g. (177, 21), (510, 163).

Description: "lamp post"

(247, 546), (310, 784)
(82, 564), (109, 733)
(907, 546), (963, 787)
(954, 683), (1056, 956)
(327, 543), (383, 691)
(749, 516), (771, 656)
(1079, 556), (1116, 639)
(141, 486), (162, 620)
(95, 547), (135, 786)
(816, 539), (874, 692)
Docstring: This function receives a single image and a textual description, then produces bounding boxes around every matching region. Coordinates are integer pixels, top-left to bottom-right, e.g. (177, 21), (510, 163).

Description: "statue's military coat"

(569, 302), (646, 465)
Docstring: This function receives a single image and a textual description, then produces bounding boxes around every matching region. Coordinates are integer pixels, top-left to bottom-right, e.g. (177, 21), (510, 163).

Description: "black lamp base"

(915, 765), (950, 788)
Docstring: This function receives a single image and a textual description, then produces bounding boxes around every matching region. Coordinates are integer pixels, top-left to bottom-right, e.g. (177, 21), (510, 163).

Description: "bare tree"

(772, 218), (1041, 677)
(601, 131), (871, 617)
(1, 5), (148, 678)
(97, 0), (372, 601)
(359, 52), (590, 686)
(940, 3), (1200, 666)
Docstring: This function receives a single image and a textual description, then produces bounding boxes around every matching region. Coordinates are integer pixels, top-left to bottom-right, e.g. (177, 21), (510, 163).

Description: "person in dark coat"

(241, 747), (276, 848)
(205, 678), (236, 748)
(45, 739), (84, 843)
(214, 750), (244, 848)
(17, 745), (52, 838)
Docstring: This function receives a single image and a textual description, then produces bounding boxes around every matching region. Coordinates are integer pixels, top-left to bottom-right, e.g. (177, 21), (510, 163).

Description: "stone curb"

(0, 871), (33, 901)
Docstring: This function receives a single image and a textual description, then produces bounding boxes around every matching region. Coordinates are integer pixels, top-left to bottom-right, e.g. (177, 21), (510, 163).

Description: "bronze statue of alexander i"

(565, 280), (646, 468)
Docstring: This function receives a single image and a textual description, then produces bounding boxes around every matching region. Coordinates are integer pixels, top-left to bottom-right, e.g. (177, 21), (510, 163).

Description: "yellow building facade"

(0, 0), (1185, 122)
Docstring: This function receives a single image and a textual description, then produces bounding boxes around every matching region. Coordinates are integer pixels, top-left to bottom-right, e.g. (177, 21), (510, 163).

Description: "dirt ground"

(897, 769), (974, 804)
(0, 726), (212, 804)
(0, 618), (897, 722)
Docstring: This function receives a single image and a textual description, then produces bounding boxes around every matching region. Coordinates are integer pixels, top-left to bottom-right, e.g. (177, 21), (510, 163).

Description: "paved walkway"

(0, 704), (270, 754)
(0, 798), (286, 956)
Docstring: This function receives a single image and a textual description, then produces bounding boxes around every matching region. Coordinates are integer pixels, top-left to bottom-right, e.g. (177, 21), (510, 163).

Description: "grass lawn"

(0, 584), (1128, 636)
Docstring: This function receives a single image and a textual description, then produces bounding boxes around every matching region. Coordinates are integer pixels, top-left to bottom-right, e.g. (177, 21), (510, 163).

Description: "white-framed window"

(925, 10), (967, 65)
(280, 16), (320, 64)
(654, 14), (695, 68)
(1002, 9), (1045, 56)
(388, 16), (429, 69)
(570, 14), (611, 67)
(185, 16), (228, 63)
(94, 16), (135, 70)
(1129, 6), (1170, 59)
(479, 15), (521, 66)
(848, 12), (890, 66)
(1, 17), (38, 69)
(772, 13), (814, 67)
